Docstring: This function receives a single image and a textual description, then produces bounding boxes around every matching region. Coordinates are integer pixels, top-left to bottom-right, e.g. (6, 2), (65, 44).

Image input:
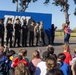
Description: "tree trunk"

(64, 0), (70, 24)
(64, 6), (69, 24)
(16, 0), (18, 12)
(24, 5), (26, 12)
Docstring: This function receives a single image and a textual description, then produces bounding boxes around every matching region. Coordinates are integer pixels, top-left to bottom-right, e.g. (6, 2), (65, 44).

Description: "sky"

(0, 0), (76, 29)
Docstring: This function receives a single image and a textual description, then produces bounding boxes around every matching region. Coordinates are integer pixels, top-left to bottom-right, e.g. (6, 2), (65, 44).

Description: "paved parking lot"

(10, 37), (76, 60)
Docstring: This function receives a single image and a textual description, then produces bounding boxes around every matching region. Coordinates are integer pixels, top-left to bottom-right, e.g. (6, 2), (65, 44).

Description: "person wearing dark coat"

(51, 24), (57, 44)
(29, 21), (35, 47)
(13, 18), (21, 47)
(0, 19), (5, 46)
(6, 19), (13, 47)
(22, 20), (28, 47)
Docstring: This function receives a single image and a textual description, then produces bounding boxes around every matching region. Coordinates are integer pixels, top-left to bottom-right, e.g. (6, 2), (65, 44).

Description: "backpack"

(0, 61), (8, 75)
(0, 54), (8, 75)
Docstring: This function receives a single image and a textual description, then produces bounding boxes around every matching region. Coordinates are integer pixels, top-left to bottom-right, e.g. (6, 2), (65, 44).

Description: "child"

(72, 47), (76, 58)
(57, 53), (71, 75)
(63, 43), (72, 65)
(70, 57), (76, 75)
(12, 49), (28, 68)
(0, 46), (8, 75)
(14, 62), (31, 75)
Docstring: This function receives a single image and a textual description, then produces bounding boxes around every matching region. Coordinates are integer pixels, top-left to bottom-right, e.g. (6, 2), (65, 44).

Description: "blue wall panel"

(0, 10), (52, 36)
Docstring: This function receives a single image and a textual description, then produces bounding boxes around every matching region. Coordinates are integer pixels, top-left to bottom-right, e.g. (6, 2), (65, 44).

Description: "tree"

(19, 0), (38, 12)
(44, 0), (76, 24)
(12, 0), (76, 20)
(74, 0), (76, 15)
(12, 0), (37, 12)
(12, 0), (18, 12)
(73, 28), (76, 32)
(19, 0), (30, 12)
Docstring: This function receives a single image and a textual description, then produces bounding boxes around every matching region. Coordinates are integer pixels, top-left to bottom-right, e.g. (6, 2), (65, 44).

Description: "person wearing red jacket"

(12, 48), (29, 67)
(62, 43), (72, 65)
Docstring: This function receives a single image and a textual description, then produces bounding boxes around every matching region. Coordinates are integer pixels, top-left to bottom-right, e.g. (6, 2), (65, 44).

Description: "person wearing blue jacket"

(57, 53), (71, 75)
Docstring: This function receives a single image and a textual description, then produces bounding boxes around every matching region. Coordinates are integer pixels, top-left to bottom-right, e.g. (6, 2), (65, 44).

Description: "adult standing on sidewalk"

(0, 19), (5, 46)
(64, 23), (71, 44)
(6, 19), (13, 47)
(22, 20), (28, 47)
(51, 24), (57, 44)
(29, 21), (35, 47)
(13, 18), (21, 47)
(39, 21), (46, 46)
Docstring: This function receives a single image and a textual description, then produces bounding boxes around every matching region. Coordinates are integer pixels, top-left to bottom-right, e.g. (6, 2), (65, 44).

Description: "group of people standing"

(0, 18), (47, 47)
(0, 43), (76, 75)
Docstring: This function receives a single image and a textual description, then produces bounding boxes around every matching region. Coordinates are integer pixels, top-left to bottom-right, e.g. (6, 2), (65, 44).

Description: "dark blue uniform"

(6, 23), (13, 47)
(0, 23), (4, 46)
(14, 23), (21, 47)
(22, 24), (28, 47)
(29, 25), (34, 46)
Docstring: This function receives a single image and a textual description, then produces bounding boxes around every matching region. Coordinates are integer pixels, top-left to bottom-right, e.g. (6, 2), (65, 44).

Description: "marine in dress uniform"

(0, 19), (5, 46)
(14, 18), (21, 47)
(22, 20), (28, 47)
(6, 19), (13, 47)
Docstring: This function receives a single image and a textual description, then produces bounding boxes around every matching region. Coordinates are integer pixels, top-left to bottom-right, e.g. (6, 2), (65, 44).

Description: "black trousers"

(51, 34), (55, 44)
(47, 35), (51, 44)
(29, 31), (34, 46)
(0, 33), (4, 46)
(41, 32), (45, 45)
(14, 32), (21, 47)
(36, 33), (39, 46)
(22, 33), (28, 46)
(6, 33), (12, 47)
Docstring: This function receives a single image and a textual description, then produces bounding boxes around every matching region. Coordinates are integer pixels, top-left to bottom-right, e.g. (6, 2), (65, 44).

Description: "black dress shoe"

(29, 45), (31, 47)
(18, 45), (21, 47)
(32, 45), (35, 47)
(36, 44), (38, 46)
(22, 45), (25, 47)
(25, 45), (28, 47)
(10, 46), (13, 48)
